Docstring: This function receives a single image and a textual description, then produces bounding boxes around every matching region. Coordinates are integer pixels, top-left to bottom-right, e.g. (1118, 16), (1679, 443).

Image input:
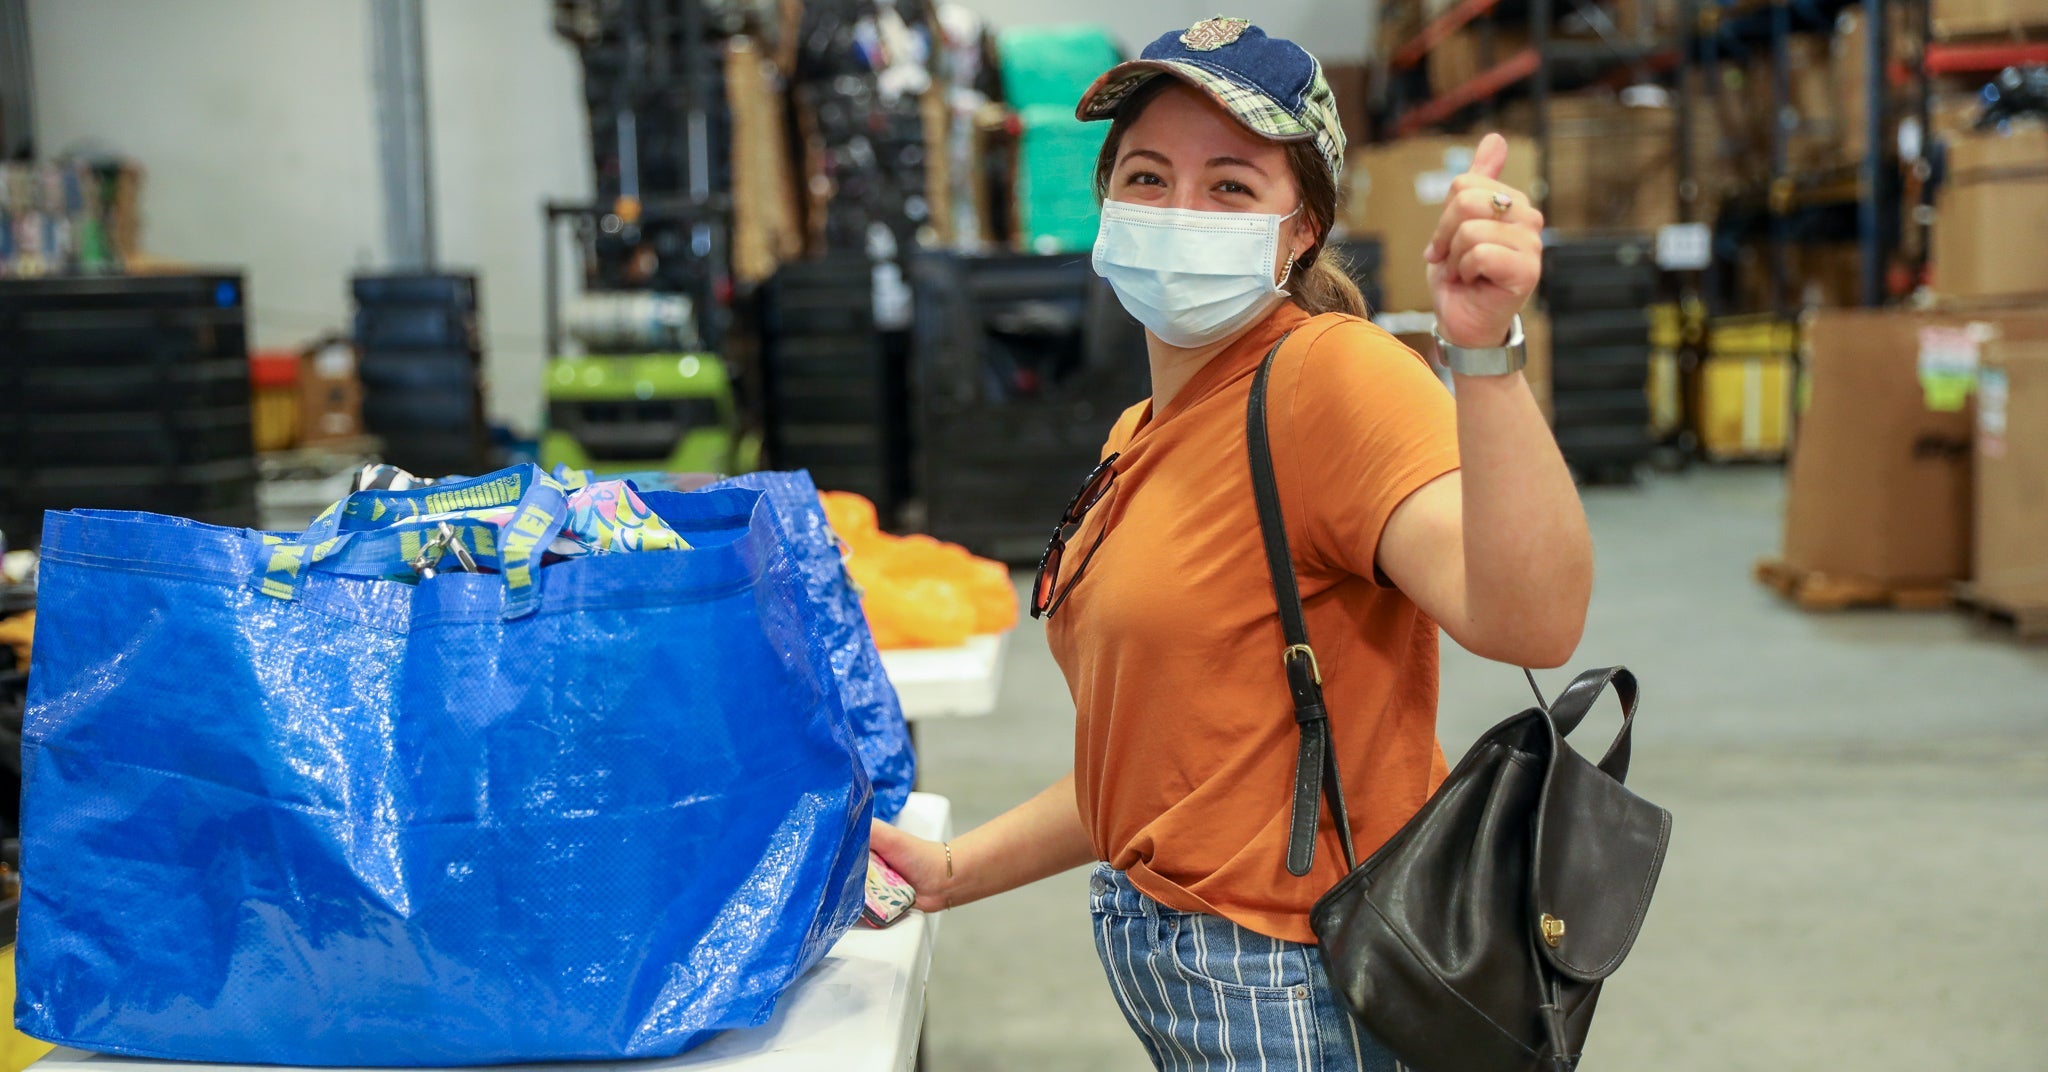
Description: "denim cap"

(1075, 17), (1346, 184)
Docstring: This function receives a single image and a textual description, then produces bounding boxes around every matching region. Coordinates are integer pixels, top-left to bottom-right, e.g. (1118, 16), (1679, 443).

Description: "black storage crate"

(1542, 235), (1659, 313)
(1549, 344), (1655, 391)
(353, 303), (476, 352)
(914, 251), (1147, 563)
(357, 350), (482, 392)
(1540, 235), (1659, 479)
(762, 254), (905, 512)
(1549, 308), (1653, 349)
(0, 275), (258, 545)
(351, 271), (490, 477)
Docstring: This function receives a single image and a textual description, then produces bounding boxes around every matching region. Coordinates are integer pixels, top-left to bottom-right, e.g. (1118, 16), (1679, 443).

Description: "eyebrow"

(1208, 155), (1269, 176)
(1118, 148), (1270, 178)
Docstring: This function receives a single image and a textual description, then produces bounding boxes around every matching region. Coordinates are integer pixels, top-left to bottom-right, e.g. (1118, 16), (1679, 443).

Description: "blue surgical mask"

(1092, 200), (1302, 348)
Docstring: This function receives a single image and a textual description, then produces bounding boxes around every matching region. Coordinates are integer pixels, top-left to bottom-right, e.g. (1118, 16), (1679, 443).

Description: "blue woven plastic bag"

(18, 466), (874, 1066)
(704, 471), (914, 820)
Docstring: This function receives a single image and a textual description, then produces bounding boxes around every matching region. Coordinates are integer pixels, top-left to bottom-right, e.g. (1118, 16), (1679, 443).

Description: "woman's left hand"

(1424, 133), (1544, 350)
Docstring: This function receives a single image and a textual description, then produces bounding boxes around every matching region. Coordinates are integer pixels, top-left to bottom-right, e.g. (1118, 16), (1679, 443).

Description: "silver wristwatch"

(1433, 315), (1527, 377)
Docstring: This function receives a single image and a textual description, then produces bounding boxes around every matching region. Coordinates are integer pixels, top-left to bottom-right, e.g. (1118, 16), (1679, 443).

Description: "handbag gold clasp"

(1540, 914), (1565, 948)
(1282, 644), (1322, 685)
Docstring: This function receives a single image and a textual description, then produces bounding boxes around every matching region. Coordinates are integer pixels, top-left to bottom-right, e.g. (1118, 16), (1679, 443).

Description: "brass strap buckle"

(1282, 644), (1322, 685)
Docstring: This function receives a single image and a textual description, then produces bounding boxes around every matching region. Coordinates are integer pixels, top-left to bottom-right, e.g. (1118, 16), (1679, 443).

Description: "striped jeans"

(1089, 863), (1406, 1072)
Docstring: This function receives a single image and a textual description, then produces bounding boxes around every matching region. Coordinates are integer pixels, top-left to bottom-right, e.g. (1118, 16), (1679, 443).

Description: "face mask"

(1092, 200), (1302, 349)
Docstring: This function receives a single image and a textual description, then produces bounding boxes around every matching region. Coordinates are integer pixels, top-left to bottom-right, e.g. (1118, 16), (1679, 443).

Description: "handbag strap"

(1547, 665), (1640, 783)
(1246, 332), (1359, 877)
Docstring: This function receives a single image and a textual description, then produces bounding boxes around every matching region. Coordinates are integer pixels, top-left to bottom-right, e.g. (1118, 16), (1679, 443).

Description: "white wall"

(28, 0), (590, 433)
(958, 0), (1372, 64)
(30, 0), (386, 349)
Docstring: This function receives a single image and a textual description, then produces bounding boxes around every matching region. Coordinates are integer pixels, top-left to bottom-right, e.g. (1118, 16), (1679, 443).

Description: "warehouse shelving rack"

(1382, 0), (1683, 204)
(1673, 0), (1895, 312)
(1384, 0), (2037, 314)
(1677, 0), (2048, 313)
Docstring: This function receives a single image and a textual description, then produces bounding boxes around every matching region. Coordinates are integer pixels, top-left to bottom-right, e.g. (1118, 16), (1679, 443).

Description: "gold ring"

(1490, 192), (1513, 218)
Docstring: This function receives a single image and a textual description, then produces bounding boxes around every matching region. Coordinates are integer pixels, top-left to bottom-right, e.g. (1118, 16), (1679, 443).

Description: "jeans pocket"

(1164, 910), (1313, 1001)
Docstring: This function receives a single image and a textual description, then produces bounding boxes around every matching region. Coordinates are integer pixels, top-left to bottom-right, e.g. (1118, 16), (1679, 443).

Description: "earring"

(1278, 250), (1298, 288)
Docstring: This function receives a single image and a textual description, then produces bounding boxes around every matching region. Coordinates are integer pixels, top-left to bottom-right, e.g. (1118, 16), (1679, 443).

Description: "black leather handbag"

(1245, 334), (1672, 1072)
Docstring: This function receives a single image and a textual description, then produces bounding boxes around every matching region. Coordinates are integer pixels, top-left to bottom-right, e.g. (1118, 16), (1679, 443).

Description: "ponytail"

(1290, 245), (1368, 318)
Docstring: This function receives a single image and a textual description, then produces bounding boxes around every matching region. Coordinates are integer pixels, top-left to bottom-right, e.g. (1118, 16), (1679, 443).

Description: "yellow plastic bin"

(1, 949), (54, 1072)
(1698, 316), (1798, 461)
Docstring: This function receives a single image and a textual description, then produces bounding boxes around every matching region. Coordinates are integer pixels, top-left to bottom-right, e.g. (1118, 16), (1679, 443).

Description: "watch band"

(1433, 314), (1528, 377)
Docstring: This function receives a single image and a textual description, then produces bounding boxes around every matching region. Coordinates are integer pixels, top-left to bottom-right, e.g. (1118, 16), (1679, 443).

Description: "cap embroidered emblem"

(1180, 16), (1250, 51)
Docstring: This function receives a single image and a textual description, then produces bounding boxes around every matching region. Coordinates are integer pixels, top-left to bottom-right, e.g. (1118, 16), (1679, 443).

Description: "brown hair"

(1092, 78), (1368, 319)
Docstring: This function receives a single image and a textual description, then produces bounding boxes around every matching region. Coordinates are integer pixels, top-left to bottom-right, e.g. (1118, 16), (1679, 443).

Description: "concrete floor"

(909, 466), (2048, 1071)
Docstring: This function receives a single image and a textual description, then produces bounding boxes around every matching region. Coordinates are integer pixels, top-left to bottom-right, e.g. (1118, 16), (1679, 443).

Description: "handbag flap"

(1529, 739), (1672, 982)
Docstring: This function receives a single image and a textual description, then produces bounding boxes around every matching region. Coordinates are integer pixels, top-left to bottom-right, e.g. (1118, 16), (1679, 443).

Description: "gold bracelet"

(943, 840), (954, 881)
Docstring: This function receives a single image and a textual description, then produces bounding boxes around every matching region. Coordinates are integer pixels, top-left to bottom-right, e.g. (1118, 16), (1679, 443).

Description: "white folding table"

(878, 632), (1007, 723)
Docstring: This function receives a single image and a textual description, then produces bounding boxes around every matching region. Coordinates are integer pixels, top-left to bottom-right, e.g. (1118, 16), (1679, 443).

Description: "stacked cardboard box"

(1429, 27), (1530, 98)
(728, 38), (804, 286)
(1610, 0), (1681, 41)
(1783, 308), (2048, 590)
(1378, 0), (1424, 69)
(1343, 136), (1538, 313)
(1546, 92), (1679, 234)
(1934, 128), (2048, 306)
(1974, 339), (2048, 613)
(1933, 0), (2048, 38)
(1681, 67), (1761, 222)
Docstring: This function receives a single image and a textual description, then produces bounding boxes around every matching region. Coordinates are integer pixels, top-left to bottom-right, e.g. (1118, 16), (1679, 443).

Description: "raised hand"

(1424, 133), (1544, 351)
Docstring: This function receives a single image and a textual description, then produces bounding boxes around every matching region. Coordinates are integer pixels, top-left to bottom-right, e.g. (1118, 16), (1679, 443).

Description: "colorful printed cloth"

(406, 479), (689, 562)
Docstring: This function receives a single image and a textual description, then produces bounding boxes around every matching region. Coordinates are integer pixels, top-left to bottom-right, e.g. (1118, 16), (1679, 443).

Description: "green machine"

(537, 203), (762, 478)
(541, 353), (761, 475)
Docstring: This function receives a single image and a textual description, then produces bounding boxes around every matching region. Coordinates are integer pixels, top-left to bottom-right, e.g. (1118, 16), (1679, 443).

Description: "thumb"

(1467, 132), (1508, 181)
(870, 817), (912, 857)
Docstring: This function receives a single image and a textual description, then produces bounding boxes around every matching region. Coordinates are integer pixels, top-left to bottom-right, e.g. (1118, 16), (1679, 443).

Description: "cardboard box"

(1524, 307), (1552, 423)
(1785, 308), (2048, 586)
(1429, 28), (1530, 98)
(1610, 0), (1681, 41)
(1931, 91), (1985, 149)
(1379, 0), (1425, 61)
(1791, 243), (1866, 308)
(301, 345), (364, 445)
(1975, 339), (2048, 605)
(1343, 135), (1538, 313)
(1934, 0), (2048, 38)
(1934, 130), (2048, 303)
(1678, 69), (1752, 221)
(728, 39), (804, 284)
(1831, 8), (1913, 168)
(1546, 92), (1679, 234)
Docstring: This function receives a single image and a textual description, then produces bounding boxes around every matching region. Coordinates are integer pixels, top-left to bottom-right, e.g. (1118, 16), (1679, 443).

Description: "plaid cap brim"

(1075, 59), (1342, 181)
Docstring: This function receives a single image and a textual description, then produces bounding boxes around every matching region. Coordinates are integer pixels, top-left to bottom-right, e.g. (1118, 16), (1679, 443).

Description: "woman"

(872, 18), (1593, 1070)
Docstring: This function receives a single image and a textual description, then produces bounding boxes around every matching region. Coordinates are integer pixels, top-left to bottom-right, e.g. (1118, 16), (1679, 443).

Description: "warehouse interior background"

(2, 0), (2047, 1068)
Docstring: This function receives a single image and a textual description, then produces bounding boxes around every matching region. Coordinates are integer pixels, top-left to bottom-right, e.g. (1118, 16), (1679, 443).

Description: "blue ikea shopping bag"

(18, 466), (874, 1066)
(704, 470), (914, 820)
(552, 466), (916, 821)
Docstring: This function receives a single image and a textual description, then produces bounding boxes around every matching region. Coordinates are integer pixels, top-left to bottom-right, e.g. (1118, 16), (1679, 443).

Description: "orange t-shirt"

(1046, 304), (1462, 944)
